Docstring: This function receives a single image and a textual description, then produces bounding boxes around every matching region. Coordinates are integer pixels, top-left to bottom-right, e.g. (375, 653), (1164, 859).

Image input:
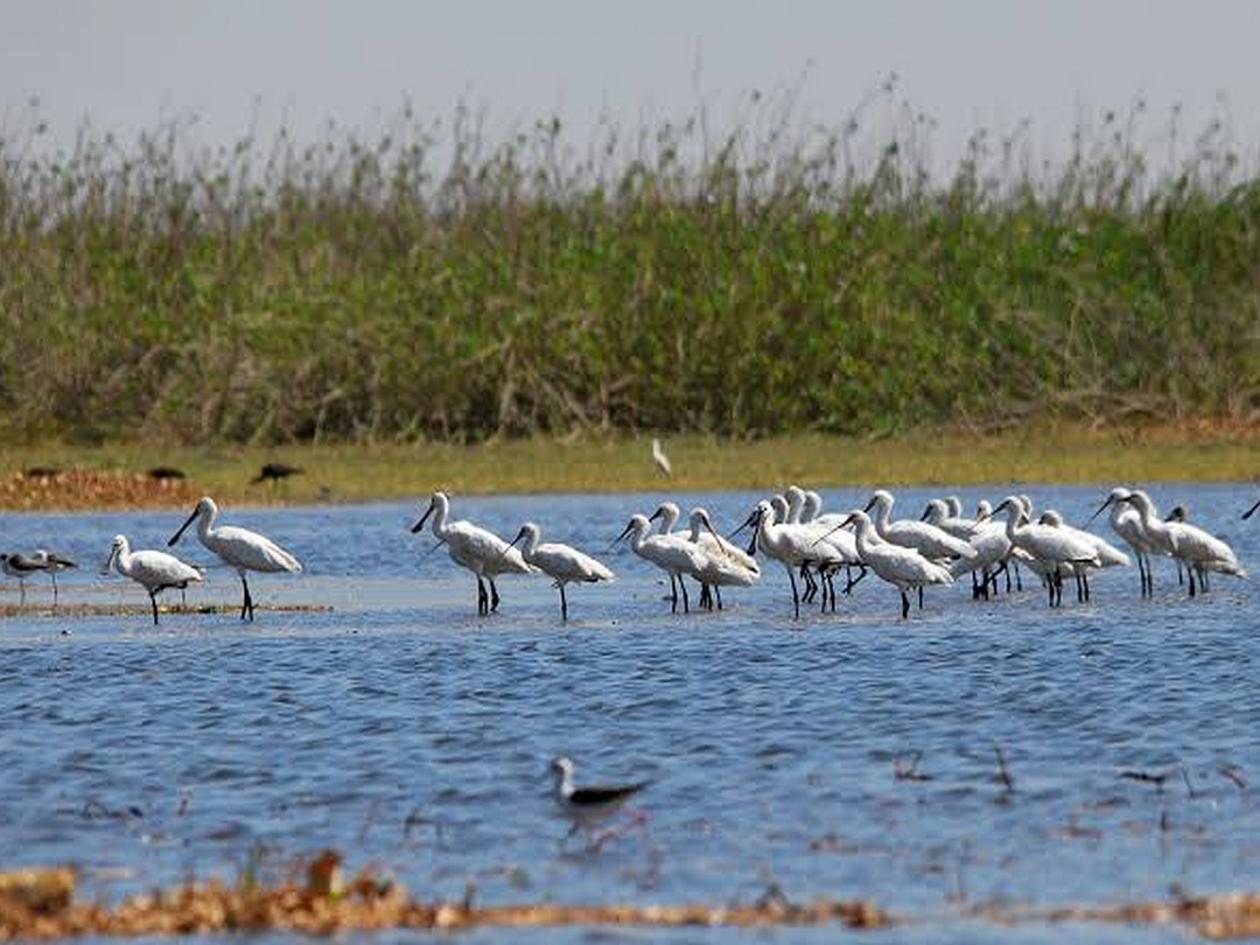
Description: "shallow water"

(2, 485), (1259, 942)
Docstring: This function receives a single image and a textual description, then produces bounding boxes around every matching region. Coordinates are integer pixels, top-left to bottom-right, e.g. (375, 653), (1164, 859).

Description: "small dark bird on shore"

(252, 463), (303, 485)
(147, 466), (186, 481)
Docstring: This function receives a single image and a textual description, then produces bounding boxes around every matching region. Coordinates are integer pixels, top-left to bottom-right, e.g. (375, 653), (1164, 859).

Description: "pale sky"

(5, 0), (1259, 175)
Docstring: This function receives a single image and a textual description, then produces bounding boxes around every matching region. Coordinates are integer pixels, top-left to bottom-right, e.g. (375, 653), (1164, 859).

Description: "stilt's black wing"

(569, 782), (648, 806)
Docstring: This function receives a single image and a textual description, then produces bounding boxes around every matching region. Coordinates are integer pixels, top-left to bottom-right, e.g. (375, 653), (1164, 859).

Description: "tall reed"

(2, 86), (1257, 445)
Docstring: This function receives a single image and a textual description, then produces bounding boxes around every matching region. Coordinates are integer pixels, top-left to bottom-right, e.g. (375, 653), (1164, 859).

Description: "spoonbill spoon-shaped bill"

(551, 756), (648, 836)
(651, 438), (672, 477)
(864, 490), (977, 561)
(411, 491), (534, 616)
(168, 496), (302, 621)
(614, 514), (709, 613)
(102, 535), (203, 625)
(507, 522), (613, 621)
(817, 511), (953, 619)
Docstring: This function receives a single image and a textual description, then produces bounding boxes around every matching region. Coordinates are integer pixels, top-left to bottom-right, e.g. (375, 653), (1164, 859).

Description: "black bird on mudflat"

(252, 463), (303, 485)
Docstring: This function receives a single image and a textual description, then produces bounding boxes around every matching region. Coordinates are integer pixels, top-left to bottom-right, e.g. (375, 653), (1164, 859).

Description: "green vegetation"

(2, 90), (1260, 446)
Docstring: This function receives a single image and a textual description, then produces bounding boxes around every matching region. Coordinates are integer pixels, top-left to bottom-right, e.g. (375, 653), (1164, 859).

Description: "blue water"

(2, 485), (1259, 943)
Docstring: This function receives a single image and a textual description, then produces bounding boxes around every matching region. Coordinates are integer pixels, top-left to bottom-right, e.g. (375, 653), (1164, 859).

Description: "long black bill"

(729, 509), (758, 540)
(810, 514), (855, 548)
(410, 503), (435, 534)
(1086, 495), (1114, 524)
(168, 507), (199, 547)
(919, 504), (932, 522)
(1244, 498), (1260, 521)
(607, 521), (635, 553)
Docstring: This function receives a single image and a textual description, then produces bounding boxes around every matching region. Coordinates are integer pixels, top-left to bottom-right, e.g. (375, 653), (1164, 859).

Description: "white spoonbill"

(101, 535), (203, 625)
(865, 490), (978, 562)
(505, 522), (613, 621)
(1119, 490), (1246, 595)
(679, 507), (759, 609)
(1034, 510), (1129, 602)
(920, 499), (979, 542)
(410, 491), (534, 615)
(736, 498), (848, 618)
(979, 497), (1101, 607)
(816, 511), (953, 619)
(613, 514), (709, 613)
(1089, 487), (1158, 596)
(168, 496), (302, 621)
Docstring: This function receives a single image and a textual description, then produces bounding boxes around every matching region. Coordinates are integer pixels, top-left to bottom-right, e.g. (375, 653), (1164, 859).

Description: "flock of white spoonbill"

(408, 486), (1250, 620)
(5, 487), (1252, 624)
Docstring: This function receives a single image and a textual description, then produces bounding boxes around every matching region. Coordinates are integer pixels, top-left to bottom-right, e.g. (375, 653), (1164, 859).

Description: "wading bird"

(816, 510), (953, 619)
(410, 491), (533, 616)
(101, 535), (203, 625)
(551, 755), (648, 847)
(505, 521), (613, 620)
(1090, 487), (1157, 596)
(980, 497), (1101, 606)
(1119, 490), (1245, 595)
(28, 550), (77, 604)
(614, 513), (709, 613)
(169, 496), (302, 620)
(1, 553), (47, 604)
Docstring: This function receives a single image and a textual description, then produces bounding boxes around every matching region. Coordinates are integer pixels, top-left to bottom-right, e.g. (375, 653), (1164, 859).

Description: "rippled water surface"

(3, 485), (1259, 943)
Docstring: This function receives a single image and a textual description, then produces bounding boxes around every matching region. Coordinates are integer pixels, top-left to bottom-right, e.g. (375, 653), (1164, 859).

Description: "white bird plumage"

(410, 491), (534, 615)
(1119, 490), (1246, 595)
(507, 521), (613, 620)
(615, 513), (711, 613)
(818, 510), (954, 619)
(983, 496), (1101, 606)
(168, 495), (302, 621)
(651, 438), (672, 477)
(102, 534), (203, 625)
(865, 490), (978, 561)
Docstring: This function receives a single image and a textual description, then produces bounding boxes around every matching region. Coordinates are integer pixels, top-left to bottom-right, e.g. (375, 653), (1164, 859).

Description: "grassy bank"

(2, 94), (1260, 447)
(2, 425), (1257, 510)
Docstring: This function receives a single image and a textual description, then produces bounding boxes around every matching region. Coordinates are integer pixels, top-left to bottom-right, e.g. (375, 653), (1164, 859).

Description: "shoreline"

(1, 423), (1257, 512)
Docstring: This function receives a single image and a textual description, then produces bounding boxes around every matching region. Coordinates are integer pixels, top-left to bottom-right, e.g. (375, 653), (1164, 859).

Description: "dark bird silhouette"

(252, 463), (304, 486)
(147, 466), (186, 481)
